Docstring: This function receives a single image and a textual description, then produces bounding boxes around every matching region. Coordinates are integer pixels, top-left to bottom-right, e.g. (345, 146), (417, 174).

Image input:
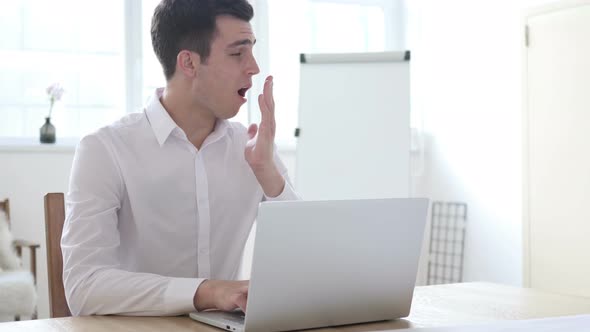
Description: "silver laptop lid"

(244, 198), (429, 332)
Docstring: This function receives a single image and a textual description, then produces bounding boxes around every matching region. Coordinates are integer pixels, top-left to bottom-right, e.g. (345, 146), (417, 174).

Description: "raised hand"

(244, 76), (285, 197)
(245, 76), (276, 173)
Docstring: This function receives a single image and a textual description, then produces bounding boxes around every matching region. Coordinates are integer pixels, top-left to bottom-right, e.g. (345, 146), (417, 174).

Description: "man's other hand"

(194, 280), (249, 312)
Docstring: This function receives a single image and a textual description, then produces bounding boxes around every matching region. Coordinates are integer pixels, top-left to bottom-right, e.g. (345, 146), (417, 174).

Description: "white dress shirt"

(62, 88), (299, 316)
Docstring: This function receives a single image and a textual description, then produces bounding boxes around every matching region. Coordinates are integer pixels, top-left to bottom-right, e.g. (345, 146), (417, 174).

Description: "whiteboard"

(295, 51), (410, 200)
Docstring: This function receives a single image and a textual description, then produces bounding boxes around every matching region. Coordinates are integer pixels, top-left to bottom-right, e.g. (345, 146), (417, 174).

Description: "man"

(62, 0), (299, 316)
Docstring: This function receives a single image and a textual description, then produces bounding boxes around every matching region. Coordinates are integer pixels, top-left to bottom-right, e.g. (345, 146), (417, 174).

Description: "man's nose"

(248, 57), (261, 76)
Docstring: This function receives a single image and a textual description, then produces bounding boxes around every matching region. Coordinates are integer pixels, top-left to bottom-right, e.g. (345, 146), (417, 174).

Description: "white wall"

(408, 0), (556, 286)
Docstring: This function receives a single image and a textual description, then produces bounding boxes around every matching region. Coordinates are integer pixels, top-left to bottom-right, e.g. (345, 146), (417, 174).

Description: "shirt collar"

(145, 88), (232, 147)
(145, 88), (179, 146)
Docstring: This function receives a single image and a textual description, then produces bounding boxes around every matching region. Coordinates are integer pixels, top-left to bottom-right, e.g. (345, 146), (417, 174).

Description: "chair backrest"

(44, 193), (71, 318)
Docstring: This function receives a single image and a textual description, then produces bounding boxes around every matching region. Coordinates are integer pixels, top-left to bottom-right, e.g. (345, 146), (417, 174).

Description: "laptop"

(190, 198), (429, 332)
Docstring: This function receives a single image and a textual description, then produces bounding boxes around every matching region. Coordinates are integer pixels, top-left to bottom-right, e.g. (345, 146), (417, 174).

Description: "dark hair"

(151, 0), (254, 81)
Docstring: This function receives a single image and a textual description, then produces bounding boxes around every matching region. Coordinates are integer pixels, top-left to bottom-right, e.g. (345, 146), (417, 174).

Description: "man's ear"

(177, 50), (200, 77)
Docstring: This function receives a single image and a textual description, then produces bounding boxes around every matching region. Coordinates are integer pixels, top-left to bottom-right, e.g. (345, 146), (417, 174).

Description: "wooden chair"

(0, 199), (40, 284)
(0, 198), (40, 320)
(44, 193), (72, 317)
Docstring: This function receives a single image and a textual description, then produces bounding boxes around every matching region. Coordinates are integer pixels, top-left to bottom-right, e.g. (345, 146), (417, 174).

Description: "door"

(524, 2), (590, 296)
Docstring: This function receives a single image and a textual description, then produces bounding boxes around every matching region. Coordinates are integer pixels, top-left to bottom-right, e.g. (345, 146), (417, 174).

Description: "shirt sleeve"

(62, 133), (203, 316)
(263, 146), (301, 201)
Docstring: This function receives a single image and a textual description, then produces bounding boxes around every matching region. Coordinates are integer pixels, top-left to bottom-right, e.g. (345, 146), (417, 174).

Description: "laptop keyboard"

(211, 311), (246, 325)
(199, 310), (246, 325)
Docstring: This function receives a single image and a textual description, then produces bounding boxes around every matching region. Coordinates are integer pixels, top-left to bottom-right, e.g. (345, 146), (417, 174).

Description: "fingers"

(238, 283), (248, 312)
(264, 76), (275, 114)
(234, 293), (248, 313)
(258, 76), (276, 138)
(239, 285), (249, 294)
(231, 282), (249, 312)
(247, 123), (258, 140)
(257, 94), (272, 143)
(264, 76), (275, 133)
(258, 93), (269, 124)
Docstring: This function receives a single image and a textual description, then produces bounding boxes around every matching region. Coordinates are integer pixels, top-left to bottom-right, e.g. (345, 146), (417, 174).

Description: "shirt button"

(199, 248), (208, 254)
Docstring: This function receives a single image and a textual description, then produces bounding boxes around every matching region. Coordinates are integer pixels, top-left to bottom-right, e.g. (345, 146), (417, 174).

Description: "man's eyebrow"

(226, 38), (257, 48)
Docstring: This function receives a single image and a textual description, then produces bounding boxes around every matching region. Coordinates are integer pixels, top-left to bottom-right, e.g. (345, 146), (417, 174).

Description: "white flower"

(46, 82), (65, 118)
(46, 83), (65, 102)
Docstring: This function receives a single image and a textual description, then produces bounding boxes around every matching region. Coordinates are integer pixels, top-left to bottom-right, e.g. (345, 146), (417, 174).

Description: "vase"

(40, 117), (56, 143)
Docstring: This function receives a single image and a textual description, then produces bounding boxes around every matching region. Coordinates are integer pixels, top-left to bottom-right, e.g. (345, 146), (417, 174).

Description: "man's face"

(193, 15), (260, 119)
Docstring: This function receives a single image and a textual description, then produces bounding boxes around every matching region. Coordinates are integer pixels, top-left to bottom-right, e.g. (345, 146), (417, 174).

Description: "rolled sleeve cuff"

(264, 180), (300, 201)
(164, 277), (206, 314)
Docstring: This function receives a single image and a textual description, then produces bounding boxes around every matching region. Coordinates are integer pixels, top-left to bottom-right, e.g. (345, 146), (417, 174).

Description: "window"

(0, 0), (125, 138)
(0, 0), (405, 144)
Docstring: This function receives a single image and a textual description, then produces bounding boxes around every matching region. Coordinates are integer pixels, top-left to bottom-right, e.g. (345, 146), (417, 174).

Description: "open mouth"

(238, 86), (250, 98)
